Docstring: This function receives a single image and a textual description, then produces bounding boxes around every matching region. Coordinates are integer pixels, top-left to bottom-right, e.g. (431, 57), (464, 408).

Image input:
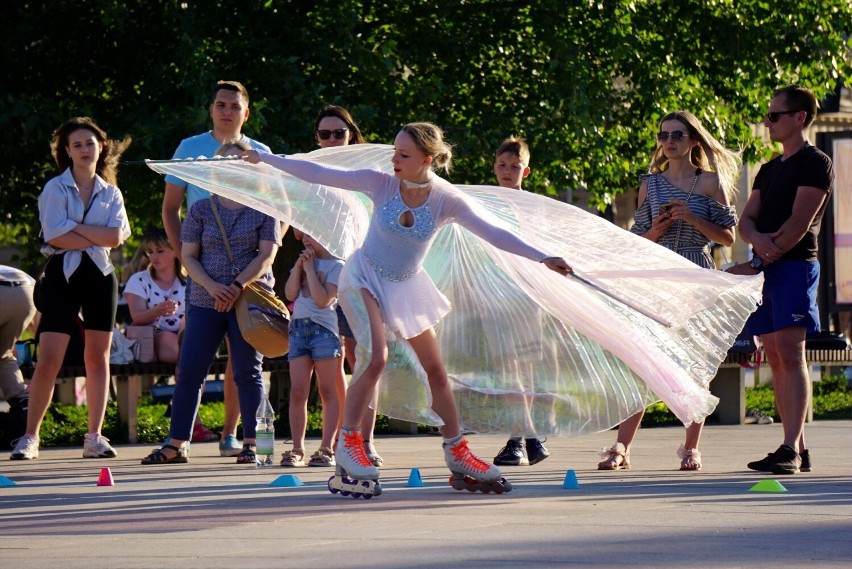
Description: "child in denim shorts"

(280, 231), (345, 468)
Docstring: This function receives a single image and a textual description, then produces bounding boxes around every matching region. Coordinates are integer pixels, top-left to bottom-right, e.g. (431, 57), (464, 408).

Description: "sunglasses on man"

(656, 130), (688, 142)
(317, 128), (349, 140)
(765, 110), (800, 123)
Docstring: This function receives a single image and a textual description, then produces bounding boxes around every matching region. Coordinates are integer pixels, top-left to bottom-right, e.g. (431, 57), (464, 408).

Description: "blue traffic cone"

(270, 474), (304, 487)
(407, 468), (424, 487)
(0, 475), (16, 487)
(562, 469), (579, 489)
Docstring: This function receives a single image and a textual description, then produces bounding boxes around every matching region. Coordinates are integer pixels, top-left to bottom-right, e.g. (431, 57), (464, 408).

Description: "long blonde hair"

(649, 111), (741, 201)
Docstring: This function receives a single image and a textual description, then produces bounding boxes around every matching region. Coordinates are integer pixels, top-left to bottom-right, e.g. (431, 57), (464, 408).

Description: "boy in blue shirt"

(161, 81), (270, 456)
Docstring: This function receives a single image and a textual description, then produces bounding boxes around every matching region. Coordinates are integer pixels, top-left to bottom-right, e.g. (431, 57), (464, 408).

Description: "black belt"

(0, 280), (29, 287)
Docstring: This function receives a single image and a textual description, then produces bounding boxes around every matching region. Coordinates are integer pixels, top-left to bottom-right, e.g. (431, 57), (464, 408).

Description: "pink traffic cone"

(96, 467), (115, 486)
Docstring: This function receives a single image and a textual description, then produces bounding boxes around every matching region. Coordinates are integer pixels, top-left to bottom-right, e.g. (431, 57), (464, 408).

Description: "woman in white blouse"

(11, 117), (131, 461)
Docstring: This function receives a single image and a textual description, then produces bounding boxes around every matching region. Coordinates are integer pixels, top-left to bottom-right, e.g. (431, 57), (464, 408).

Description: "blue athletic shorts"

(749, 260), (820, 336)
(288, 318), (342, 360)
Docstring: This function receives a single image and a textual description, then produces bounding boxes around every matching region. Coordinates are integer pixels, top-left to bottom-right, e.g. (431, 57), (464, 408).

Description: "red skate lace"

(343, 430), (373, 467)
(450, 439), (489, 473)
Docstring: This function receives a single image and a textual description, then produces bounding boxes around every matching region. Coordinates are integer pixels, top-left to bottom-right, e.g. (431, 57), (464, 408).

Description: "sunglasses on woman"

(657, 130), (687, 142)
(317, 128), (349, 141)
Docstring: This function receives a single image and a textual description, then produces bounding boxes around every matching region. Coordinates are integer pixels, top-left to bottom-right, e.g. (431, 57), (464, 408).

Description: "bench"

(710, 337), (852, 424)
(21, 359), (290, 443)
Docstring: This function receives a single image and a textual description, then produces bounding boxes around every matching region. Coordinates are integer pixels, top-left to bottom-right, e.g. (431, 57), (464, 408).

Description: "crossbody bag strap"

(208, 196), (234, 262)
(672, 168), (702, 252)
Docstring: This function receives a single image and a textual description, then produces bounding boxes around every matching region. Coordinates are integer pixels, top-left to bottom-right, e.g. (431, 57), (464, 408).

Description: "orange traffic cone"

(96, 467), (115, 486)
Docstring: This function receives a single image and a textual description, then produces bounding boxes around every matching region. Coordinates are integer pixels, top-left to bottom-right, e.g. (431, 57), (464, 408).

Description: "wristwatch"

(749, 256), (764, 272)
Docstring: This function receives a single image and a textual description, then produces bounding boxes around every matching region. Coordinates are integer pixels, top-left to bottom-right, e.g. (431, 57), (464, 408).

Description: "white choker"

(401, 178), (432, 189)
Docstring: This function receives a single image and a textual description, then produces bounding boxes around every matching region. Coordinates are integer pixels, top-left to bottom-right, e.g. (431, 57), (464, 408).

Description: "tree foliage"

(2, 0), (850, 270)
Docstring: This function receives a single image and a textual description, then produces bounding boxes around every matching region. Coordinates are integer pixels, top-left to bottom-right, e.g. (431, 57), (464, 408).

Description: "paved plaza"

(0, 421), (850, 569)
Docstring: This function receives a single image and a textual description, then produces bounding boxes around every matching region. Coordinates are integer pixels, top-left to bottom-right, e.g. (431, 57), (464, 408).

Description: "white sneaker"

(83, 433), (117, 458)
(745, 409), (774, 425)
(11, 434), (40, 460)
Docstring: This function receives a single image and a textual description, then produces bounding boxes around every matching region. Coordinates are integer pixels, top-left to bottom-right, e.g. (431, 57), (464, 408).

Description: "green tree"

(2, 0), (850, 270)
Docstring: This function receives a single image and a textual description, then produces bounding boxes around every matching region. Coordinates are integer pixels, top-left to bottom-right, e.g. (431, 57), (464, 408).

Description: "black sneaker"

(525, 437), (550, 465)
(747, 445), (800, 475)
(493, 438), (529, 466)
(800, 449), (811, 472)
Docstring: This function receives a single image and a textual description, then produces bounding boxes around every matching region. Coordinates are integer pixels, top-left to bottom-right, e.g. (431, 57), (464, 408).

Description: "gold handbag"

(234, 281), (290, 358)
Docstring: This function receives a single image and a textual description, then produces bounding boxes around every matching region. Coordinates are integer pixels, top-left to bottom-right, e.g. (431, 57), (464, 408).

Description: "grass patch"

(640, 372), (852, 427)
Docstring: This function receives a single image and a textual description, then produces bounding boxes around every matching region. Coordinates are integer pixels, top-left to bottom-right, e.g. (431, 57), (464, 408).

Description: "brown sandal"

(598, 442), (631, 470)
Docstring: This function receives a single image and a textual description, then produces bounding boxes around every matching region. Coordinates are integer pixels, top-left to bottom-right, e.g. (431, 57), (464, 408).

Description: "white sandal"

(677, 445), (702, 471)
(307, 447), (335, 467)
(598, 442), (631, 470)
(279, 448), (305, 467)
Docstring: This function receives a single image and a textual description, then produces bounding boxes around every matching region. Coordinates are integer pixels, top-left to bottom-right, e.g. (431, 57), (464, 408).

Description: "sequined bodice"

(362, 190), (438, 281)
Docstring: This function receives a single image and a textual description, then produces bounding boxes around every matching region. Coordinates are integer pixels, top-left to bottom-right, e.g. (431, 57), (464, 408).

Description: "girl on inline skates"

(242, 123), (573, 496)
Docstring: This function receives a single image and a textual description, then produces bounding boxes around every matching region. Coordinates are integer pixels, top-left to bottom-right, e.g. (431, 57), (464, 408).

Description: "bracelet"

(231, 279), (244, 290)
(540, 256), (561, 264)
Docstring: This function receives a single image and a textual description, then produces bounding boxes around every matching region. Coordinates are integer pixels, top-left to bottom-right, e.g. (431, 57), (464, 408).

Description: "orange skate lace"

(343, 430), (373, 467)
(450, 439), (489, 473)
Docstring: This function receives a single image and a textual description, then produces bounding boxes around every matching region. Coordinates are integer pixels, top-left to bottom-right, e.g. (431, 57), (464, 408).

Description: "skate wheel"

(340, 490), (350, 496)
(362, 493), (373, 500)
(351, 492), (362, 499)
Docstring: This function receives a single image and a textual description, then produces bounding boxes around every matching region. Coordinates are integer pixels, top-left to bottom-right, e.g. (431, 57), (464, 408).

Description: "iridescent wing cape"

(147, 144), (762, 436)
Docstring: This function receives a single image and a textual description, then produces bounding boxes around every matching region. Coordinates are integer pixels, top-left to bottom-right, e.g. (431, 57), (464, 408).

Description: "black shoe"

(800, 449), (811, 472)
(525, 437), (550, 465)
(747, 445), (800, 475)
(493, 438), (529, 466)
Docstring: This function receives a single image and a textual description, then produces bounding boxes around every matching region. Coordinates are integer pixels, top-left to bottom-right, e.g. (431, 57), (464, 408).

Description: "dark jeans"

(169, 304), (263, 441)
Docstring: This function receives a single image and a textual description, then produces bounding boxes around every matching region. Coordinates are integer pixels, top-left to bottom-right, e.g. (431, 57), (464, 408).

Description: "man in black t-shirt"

(730, 85), (833, 475)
